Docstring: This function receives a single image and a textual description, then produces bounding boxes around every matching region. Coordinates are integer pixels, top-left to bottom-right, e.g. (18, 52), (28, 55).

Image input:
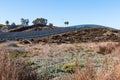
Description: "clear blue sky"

(0, 0), (120, 29)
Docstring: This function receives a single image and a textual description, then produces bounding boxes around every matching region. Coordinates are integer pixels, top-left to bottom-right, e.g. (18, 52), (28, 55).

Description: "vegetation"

(48, 23), (53, 26)
(0, 50), (38, 80)
(64, 21), (69, 26)
(5, 20), (9, 25)
(21, 18), (29, 26)
(9, 53), (34, 58)
(32, 18), (48, 25)
(0, 18), (119, 80)
(66, 59), (120, 80)
(0, 24), (5, 28)
(62, 62), (76, 73)
(11, 22), (16, 26)
(0, 18), (49, 28)
(0, 42), (119, 80)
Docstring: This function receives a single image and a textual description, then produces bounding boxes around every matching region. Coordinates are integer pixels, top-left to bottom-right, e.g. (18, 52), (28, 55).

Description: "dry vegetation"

(66, 59), (120, 80)
(0, 49), (38, 80)
(0, 24), (5, 28)
(31, 28), (120, 43)
(0, 41), (119, 80)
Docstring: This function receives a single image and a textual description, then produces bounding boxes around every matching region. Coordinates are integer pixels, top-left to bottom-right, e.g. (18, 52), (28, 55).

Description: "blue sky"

(0, 0), (120, 29)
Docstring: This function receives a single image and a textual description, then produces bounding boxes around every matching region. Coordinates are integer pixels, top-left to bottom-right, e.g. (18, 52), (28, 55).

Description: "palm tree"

(64, 21), (69, 26)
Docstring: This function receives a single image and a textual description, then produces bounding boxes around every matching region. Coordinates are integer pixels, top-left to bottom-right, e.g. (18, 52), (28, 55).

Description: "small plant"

(62, 62), (76, 73)
(84, 49), (90, 53)
(25, 61), (35, 66)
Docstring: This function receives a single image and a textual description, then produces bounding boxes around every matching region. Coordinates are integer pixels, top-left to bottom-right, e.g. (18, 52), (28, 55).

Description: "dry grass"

(97, 42), (120, 55)
(0, 41), (119, 80)
(0, 49), (38, 80)
(26, 42), (120, 57)
(112, 43), (120, 56)
(66, 58), (120, 80)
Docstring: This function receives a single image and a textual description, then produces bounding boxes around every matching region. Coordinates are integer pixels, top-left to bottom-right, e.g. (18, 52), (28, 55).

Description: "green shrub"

(62, 62), (76, 73)
(25, 61), (35, 66)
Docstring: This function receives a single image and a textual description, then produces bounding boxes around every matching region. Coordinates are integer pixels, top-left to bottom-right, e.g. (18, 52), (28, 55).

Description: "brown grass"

(0, 42), (119, 80)
(0, 49), (38, 80)
(112, 42), (120, 55)
(66, 58), (120, 80)
(96, 42), (120, 55)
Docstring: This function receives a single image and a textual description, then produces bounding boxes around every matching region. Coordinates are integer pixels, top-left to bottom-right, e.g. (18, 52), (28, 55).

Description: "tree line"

(4, 18), (69, 27)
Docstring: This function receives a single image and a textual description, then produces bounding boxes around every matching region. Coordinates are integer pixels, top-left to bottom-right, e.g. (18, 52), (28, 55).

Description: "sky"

(0, 0), (120, 29)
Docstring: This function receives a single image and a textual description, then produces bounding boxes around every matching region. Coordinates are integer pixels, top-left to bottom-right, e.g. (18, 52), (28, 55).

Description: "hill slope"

(32, 27), (120, 43)
(8, 24), (57, 32)
(0, 24), (119, 43)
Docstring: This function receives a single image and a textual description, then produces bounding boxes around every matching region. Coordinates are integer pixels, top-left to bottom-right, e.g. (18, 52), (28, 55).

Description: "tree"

(64, 21), (69, 26)
(11, 22), (16, 28)
(11, 22), (16, 26)
(21, 18), (25, 26)
(26, 19), (29, 26)
(48, 23), (53, 26)
(7, 22), (16, 29)
(5, 20), (9, 25)
(32, 18), (47, 25)
(21, 18), (29, 26)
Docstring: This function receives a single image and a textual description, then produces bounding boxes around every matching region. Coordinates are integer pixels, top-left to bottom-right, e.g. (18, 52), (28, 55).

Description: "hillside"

(7, 24), (113, 32)
(0, 25), (120, 80)
(8, 24), (57, 32)
(0, 24), (119, 43)
(0, 24), (5, 28)
(31, 27), (120, 43)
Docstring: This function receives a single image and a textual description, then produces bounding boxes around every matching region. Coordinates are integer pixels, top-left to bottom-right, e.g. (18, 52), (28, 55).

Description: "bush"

(97, 42), (120, 55)
(0, 50), (38, 80)
(62, 62), (76, 73)
(48, 23), (53, 26)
